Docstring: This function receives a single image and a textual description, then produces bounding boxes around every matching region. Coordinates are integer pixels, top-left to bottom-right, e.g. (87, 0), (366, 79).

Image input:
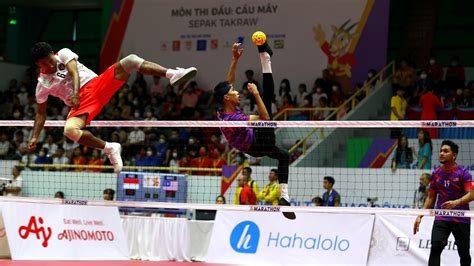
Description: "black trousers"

(246, 72), (289, 184)
(429, 220), (471, 266)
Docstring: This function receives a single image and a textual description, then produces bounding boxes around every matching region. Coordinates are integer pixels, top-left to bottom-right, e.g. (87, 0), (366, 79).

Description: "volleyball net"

(0, 120), (473, 215)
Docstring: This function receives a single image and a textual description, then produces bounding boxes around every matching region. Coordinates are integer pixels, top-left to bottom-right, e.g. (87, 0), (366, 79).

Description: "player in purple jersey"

(214, 40), (294, 219)
(413, 140), (473, 266)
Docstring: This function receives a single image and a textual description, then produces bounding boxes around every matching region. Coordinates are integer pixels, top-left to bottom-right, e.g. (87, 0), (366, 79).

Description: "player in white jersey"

(28, 42), (197, 173)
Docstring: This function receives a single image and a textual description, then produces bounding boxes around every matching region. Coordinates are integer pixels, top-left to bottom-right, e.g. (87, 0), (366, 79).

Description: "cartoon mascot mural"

(313, 20), (358, 95)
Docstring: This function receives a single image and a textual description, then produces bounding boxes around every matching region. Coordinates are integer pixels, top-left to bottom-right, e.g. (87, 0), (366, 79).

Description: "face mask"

(235, 157), (242, 164)
(172, 152), (178, 158)
(332, 86), (338, 92)
(199, 150), (206, 156)
(303, 100), (309, 106)
(146, 151), (153, 156)
(189, 139), (195, 145)
(368, 73), (373, 78)
(316, 88), (322, 93)
(420, 74), (427, 79)
(145, 112), (152, 117)
(159, 138), (165, 144)
(280, 83), (287, 89)
(134, 112), (140, 118)
(429, 59), (435, 65)
(457, 89), (463, 95)
(39, 151), (45, 157)
(13, 111), (20, 118)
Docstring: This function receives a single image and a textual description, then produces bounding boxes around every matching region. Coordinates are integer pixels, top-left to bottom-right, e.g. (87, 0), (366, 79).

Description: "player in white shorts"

(28, 42), (197, 173)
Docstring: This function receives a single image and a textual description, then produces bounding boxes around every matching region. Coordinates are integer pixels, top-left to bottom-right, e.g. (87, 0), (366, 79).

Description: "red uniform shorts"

(67, 64), (126, 125)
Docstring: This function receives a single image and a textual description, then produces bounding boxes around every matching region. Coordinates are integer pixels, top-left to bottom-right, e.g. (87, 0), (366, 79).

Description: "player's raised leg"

(114, 54), (197, 86)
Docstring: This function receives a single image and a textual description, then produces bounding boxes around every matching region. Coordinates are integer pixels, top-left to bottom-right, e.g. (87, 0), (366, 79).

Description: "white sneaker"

(104, 142), (123, 174)
(169, 67), (197, 86)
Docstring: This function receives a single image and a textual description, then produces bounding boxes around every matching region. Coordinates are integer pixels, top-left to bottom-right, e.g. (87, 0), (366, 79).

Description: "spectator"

(136, 146), (161, 170)
(295, 83), (309, 107)
(242, 69), (260, 91)
(456, 87), (473, 108)
(329, 83), (344, 107)
(0, 132), (10, 159)
(242, 167), (259, 197)
(55, 191), (65, 199)
(314, 69), (334, 95)
(150, 75), (164, 97)
(312, 85), (328, 108)
(13, 131), (28, 159)
(103, 188), (115, 201)
(155, 134), (170, 164)
(210, 148), (226, 175)
(445, 55), (465, 90)
(391, 59), (415, 97)
(415, 173), (431, 208)
(290, 141), (303, 162)
(191, 146), (212, 175)
(390, 87), (407, 139)
(62, 136), (79, 158)
(215, 195), (226, 204)
(416, 130), (433, 170)
(278, 93), (294, 113)
(181, 82), (199, 119)
(71, 147), (87, 172)
(363, 69), (378, 88)
(312, 196), (323, 206)
(5, 166), (22, 196)
(34, 147), (52, 170)
(313, 96), (330, 120)
(17, 86), (28, 106)
(278, 79), (293, 107)
(413, 70), (433, 104)
(169, 149), (180, 173)
(426, 55), (444, 85)
(419, 86), (443, 138)
(391, 134), (414, 170)
(88, 149), (104, 172)
(52, 147), (70, 171)
(258, 169), (281, 206)
(42, 134), (58, 156)
(239, 84), (257, 115)
(236, 175), (257, 205)
(322, 176), (341, 207)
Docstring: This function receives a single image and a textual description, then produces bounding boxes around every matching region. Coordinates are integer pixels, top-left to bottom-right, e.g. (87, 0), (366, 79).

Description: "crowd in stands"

(391, 55), (474, 139)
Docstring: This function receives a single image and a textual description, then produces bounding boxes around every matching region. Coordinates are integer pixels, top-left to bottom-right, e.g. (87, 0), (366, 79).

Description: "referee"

(413, 140), (473, 266)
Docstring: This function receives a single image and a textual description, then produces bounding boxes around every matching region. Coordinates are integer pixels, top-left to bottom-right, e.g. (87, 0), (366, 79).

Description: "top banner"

(120, 0), (389, 92)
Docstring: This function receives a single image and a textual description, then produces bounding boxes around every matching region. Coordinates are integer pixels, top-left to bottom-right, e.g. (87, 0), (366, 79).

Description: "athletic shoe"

(169, 67), (197, 86)
(257, 42), (273, 57)
(104, 142), (123, 174)
(278, 198), (296, 220)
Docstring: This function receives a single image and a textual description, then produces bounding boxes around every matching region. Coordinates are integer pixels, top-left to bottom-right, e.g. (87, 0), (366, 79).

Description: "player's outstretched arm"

(248, 83), (270, 121)
(226, 43), (243, 85)
(28, 101), (47, 152)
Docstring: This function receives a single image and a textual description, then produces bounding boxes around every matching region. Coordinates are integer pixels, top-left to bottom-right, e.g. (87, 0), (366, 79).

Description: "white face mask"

(457, 89), (463, 95)
(39, 151), (46, 157)
(316, 88), (322, 93)
(189, 139), (195, 145)
(134, 112), (140, 118)
(429, 59), (435, 65)
(368, 73), (373, 78)
(332, 86), (338, 92)
(420, 74), (428, 79)
(13, 111), (20, 118)
(172, 152), (178, 158)
(146, 151), (153, 156)
(159, 138), (165, 144)
(280, 83), (287, 89)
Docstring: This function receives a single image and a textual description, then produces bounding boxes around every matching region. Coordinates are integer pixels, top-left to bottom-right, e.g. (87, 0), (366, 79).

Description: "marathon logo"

(63, 199), (88, 205)
(250, 206), (281, 212)
(422, 121), (457, 128)
(430, 210), (466, 217)
(249, 121), (277, 128)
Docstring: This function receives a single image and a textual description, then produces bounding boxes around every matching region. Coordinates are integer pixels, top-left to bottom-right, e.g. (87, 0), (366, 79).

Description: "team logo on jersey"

(58, 63), (65, 71)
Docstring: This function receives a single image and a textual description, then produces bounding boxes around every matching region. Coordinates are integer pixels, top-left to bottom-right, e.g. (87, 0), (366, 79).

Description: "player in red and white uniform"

(28, 42), (197, 173)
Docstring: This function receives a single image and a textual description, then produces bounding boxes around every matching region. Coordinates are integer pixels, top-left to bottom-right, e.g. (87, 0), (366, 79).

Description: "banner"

(1, 202), (129, 260)
(207, 210), (374, 265)
(0, 215), (10, 258)
(121, 0), (389, 92)
(368, 214), (473, 265)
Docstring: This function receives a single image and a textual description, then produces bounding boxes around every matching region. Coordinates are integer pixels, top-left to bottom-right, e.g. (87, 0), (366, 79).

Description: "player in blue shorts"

(214, 40), (294, 219)
(413, 140), (473, 266)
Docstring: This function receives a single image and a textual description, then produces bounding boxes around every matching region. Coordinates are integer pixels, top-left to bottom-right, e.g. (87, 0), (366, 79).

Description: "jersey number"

(56, 72), (66, 78)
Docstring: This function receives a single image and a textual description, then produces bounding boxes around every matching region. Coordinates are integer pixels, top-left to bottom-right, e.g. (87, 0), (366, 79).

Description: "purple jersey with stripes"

(217, 110), (254, 152)
(429, 165), (473, 224)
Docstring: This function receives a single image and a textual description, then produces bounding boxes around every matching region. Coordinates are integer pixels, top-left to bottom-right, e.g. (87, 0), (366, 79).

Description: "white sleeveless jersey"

(35, 48), (98, 106)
